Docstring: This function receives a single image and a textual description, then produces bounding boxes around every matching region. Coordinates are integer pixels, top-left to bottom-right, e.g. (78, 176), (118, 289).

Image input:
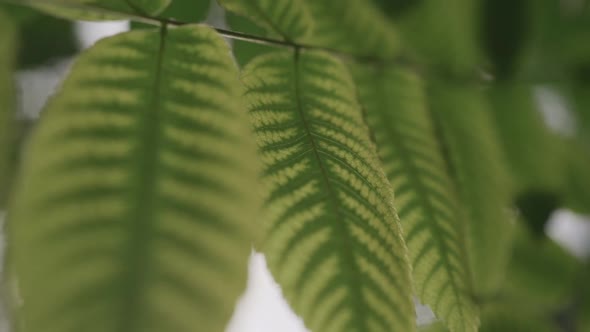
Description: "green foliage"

(33, 0), (170, 20)
(241, 50), (415, 332)
(302, 0), (400, 58)
(353, 66), (479, 332)
(225, 12), (272, 66)
(1, 0), (590, 331)
(218, 0), (312, 41)
(386, 0), (481, 74)
(20, 15), (77, 67)
(0, 10), (17, 206)
(8, 25), (261, 332)
(487, 83), (565, 193)
(428, 83), (514, 295)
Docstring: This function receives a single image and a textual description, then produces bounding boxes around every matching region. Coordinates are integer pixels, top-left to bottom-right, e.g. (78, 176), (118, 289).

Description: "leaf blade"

(217, 0), (313, 41)
(303, 0), (401, 58)
(242, 50), (416, 332)
(353, 66), (479, 332)
(9, 25), (260, 332)
(429, 83), (515, 296)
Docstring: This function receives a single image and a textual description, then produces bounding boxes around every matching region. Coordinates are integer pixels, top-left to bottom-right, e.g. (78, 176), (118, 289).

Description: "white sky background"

(1, 17), (590, 332)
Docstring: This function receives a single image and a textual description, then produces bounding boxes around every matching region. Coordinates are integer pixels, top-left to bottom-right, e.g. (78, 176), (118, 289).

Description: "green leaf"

(17, 10), (78, 69)
(394, 0), (481, 74)
(217, 0), (313, 41)
(303, 0), (401, 58)
(30, 0), (171, 21)
(429, 83), (515, 295)
(0, 10), (17, 206)
(488, 83), (566, 193)
(225, 12), (274, 67)
(8, 25), (261, 332)
(242, 50), (416, 332)
(352, 66), (479, 332)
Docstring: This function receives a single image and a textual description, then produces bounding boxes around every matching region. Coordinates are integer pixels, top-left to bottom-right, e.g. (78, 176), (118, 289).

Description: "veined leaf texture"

(3, 0), (590, 331)
(428, 82), (515, 295)
(0, 10), (16, 206)
(301, 0), (400, 58)
(242, 50), (416, 332)
(218, 0), (400, 58)
(353, 66), (479, 332)
(217, 0), (313, 41)
(8, 25), (261, 332)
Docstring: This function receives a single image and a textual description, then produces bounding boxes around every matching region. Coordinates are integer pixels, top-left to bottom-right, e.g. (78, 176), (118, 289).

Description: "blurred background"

(1, 0), (590, 331)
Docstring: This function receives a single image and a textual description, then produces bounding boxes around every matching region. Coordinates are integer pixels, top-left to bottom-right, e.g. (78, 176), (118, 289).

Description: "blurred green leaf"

(8, 25), (261, 332)
(217, 0), (313, 41)
(393, 0), (482, 75)
(225, 12), (273, 67)
(429, 82), (515, 295)
(0, 4), (78, 69)
(302, 0), (401, 58)
(0, 9), (17, 207)
(487, 83), (566, 194)
(353, 65), (479, 332)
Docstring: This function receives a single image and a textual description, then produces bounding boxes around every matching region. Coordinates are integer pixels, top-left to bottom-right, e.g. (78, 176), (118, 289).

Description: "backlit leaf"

(8, 25), (260, 332)
(429, 82), (515, 296)
(353, 65), (479, 332)
(242, 50), (416, 332)
(303, 0), (401, 58)
(217, 0), (313, 41)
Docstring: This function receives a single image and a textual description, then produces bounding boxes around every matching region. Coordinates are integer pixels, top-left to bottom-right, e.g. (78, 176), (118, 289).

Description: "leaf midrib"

(293, 50), (368, 331)
(120, 25), (168, 332)
(372, 69), (471, 329)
